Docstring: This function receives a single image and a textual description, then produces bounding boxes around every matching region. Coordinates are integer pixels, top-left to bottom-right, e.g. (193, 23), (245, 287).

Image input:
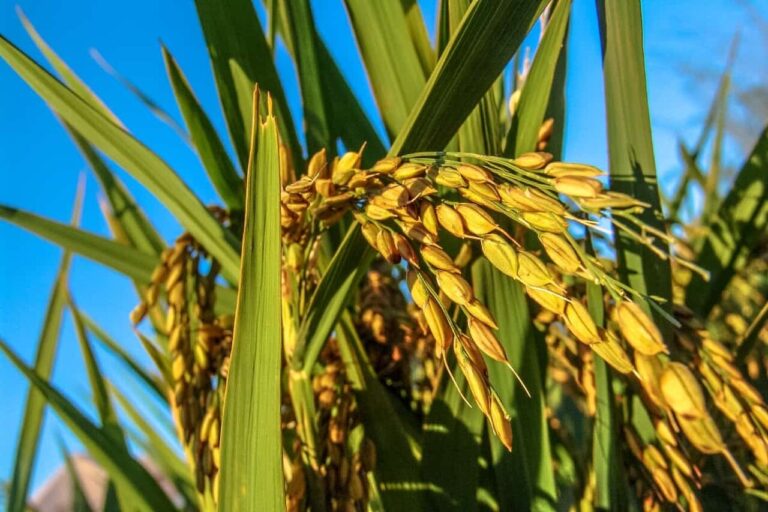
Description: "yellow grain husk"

(467, 317), (507, 363)
(564, 301), (600, 344)
(456, 203), (497, 235)
(516, 251), (552, 287)
(615, 301), (668, 356)
(660, 362), (707, 419)
(435, 204), (466, 238)
(481, 233), (518, 277)
(539, 233), (581, 273)
(436, 271), (474, 306)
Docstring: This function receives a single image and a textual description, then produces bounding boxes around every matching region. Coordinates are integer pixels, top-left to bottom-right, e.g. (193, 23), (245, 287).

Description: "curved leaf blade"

(391, 0), (547, 154)
(686, 125), (768, 316)
(162, 46), (244, 212)
(0, 340), (177, 512)
(0, 204), (157, 283)
(0, 36), (241, 281)
(194, 0), (301, 168)
(6, 188), (82, 512)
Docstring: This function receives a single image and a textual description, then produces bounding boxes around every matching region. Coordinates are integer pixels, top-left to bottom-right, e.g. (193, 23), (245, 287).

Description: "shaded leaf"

(597, 0), (672, 335)
(686, 125), (768, 316)
(391, 0), (547, 154)
(194, 0), (301, 168)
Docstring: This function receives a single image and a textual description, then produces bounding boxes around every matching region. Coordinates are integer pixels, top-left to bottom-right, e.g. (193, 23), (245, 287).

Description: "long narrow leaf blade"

(399, 0), (436, 75)
(79, 312), (166, 402)
(507, 0), (572, 155)
(0, 205), (157, 282)
(17, 8), (121, 125)
(598, 0), (672, 333)
(473, 261), (557, 511)
(218, 93), (283, 511)
(344, 0), (428, 136)
(68, 131), (165, 256)
(6, 186), (83, 512)
(69, 296), (133, 511)
(419, 373), (484, 511)
(194, 0), (301, 168)
(281, 0), (333, 155)
(0, 205), (238, 313)
(686, 125), (768, 316)
(271, 1), (386, 164)
(586, 278), (625, 510)
(0, 36), (241, 280)
(296, 227), (375, 372)
(391, 0), (547, 154)
(162, 46), (244, 212)
(0, 340), (177, 512)
(335, 313), (424, 510)
(18, 15), (166, 256)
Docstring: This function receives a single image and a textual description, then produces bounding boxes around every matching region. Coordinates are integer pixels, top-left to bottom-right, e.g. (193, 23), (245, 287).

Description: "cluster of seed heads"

(355, 267), (438, 404)
(131, 231), (232, 501)
(300, 147), (672, 448)
(303, 345), (375, 512)
(133, 137), (765, 508)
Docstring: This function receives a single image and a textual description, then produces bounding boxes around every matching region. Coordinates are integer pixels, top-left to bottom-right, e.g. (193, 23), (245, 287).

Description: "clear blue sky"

(1, 0), (765, 496)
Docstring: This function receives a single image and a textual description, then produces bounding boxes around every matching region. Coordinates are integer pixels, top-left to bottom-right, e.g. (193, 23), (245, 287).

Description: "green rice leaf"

(686, 124), (768, 316)
(58, 440), (94, 512)
(89, 49), (190, 144)
(0, 340), (177, 512)
(586, 278), (625, 511)
(17, 8), (121, 125)
(343, 0), (429, 136)
(391, 0), (547, 154)
(18, 10), (165, 256)
(6, 186), (83, 512)
(419, 371), (484, 512)
(506, 0), (571, 156)
(336, 313), (424, 511)
(473, 261), (557, 511)
(668, 54), (734, 222)
(0, 205), (238, 314)
(400, 0), (436, 75)
(163, 46), (244, 213)
(0, 36), (241, 281)
(295, 226), (375, 372)
(69, 295), (133, 512)
(597, 0), (672, 334)
(280, 0), (333, 155)
(217, 91), (283, 511)
(271, 0), (386, 164)
(441, 0), (502, 156)
(69, 132), (166, 256)
(79, 312), (166, 402)
(69, 297), (126, 443)
(109, 383), (198, 507)
(0, 205), (157, 282)
(194, 0), (301, 168)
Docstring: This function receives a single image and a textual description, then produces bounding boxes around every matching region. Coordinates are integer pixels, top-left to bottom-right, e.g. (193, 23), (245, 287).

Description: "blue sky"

(1, 0), (766, 497)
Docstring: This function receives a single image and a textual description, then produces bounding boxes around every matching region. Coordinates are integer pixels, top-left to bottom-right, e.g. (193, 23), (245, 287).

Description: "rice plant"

(1, 1), (767, 511)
